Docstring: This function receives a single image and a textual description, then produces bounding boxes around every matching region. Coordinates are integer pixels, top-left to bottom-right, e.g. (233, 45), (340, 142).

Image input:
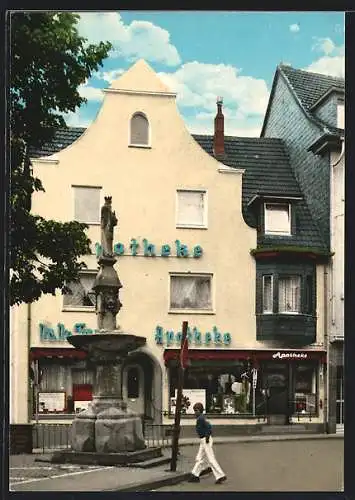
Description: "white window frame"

(62, 270), (97, 312)
(278, 275), (301, 315)
(262, 275), (273, 314)
(72, 185), (102, 225)
(169, 272), (214, 314)
(264, 202), (291, 236)
(129, 112), (151, 148)
(176, 189), (208, 229)
(337, 101), (344, 129)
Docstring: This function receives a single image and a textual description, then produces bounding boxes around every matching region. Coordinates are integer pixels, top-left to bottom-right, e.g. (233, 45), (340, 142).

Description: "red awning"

(30, 348), (87, 361)
(163, 349), (327, 364)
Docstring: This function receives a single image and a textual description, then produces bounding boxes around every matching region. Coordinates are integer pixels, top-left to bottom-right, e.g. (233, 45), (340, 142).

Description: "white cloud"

(77, 12), (181, 67)
(63, 111), (92, 128)
(78, 84), (104, 102)
(305, 39), (344, 77)
(289, 24), (300, 33)
(187, 114), (262, 137)
(312, 37), (336, 56)
(95, 68), (124, 84)
(158, 61), (269, 118)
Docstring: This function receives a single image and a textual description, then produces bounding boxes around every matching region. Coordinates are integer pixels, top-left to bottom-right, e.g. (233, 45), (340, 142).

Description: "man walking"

(188, 402), (227, 484)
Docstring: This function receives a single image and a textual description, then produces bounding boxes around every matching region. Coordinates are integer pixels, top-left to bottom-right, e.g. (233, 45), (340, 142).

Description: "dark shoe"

(200, 467), (212, 476)
(215, 476), (227, 484)
(187, 474), (200, 483)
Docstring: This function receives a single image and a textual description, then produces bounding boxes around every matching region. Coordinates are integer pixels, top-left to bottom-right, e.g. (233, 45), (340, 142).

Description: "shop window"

(127, 367), (140, 398)
(176, 190), (207, 228)
(170, 274), (212, 311)
(262, 275), (273, 313)
(63, 271), (96, 309)
(130, 112), (149, 146)
(169, 362), (257, 416)
(264, 202), (291, 235)
(73, 185), (101, 224)
(293, 363), (317, 415)
(278, 276), (301, 313)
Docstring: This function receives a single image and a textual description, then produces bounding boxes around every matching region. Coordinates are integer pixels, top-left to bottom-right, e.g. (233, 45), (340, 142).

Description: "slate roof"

(30, 127), (328, 252)
(279, 64), (344, 136)
(280, 64), (344, 110)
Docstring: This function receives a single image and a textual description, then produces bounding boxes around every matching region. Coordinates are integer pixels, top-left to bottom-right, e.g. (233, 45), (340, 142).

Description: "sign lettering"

(95, 239), (203, 258)
(272, 351), (308, 360)
(155, 325), (232, 346)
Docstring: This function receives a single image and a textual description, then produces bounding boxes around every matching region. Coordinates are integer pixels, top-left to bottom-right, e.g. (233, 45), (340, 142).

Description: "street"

(154, 439), (344, 492)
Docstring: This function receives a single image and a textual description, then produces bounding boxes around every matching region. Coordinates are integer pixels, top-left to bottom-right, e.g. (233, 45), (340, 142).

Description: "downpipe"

(323, 265), (329, 433)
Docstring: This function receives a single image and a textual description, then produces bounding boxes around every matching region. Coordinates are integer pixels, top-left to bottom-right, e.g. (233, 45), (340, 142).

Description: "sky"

(65, 11), (345, 137)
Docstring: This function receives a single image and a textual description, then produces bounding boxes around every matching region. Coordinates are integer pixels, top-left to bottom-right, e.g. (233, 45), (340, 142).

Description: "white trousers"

(191, 437), (225, 480)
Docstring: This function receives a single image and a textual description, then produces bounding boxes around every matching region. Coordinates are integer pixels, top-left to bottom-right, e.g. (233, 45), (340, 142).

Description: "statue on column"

(101, 196), (118, 256)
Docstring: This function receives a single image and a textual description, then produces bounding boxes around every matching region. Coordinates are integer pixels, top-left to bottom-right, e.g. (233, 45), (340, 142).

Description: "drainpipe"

(323, 265), (328, 433)
(27, 303), (32, 423)
(331, 139), (345, 168)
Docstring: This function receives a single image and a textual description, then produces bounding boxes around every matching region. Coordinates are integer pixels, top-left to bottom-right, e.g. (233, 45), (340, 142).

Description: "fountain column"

(69, 196), (146, 453)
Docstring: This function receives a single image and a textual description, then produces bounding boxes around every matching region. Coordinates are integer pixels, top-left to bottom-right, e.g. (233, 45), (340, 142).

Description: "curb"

(164, 433), (344, 448)
(106, 472), (191, 492)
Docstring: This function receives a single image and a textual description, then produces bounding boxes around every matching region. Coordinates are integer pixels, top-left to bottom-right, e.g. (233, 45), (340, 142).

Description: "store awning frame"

(163, 349), (327, 365)
(30, 347), (87, 361)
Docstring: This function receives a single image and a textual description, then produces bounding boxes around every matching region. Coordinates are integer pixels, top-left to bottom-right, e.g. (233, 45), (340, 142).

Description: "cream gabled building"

(10, 60), (328, 452)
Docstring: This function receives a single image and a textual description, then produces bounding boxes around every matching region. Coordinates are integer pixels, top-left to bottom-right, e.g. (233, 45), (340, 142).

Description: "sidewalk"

(10, 433), (343, 492)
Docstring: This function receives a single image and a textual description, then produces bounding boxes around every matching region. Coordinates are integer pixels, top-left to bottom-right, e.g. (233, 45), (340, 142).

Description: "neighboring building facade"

(10, 60), (330, 451)
(261, 64), (345, 433)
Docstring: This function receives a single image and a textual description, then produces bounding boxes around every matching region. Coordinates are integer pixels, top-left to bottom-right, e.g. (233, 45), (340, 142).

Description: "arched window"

(130, 112), (149, 146)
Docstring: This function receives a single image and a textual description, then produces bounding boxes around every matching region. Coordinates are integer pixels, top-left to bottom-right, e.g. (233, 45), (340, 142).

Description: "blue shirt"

(196, 414), (212, 438)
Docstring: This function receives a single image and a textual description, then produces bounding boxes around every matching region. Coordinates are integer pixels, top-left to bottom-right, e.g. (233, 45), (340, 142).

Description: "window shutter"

(131, 114), (149, 145)
(74, 187), (100, 223)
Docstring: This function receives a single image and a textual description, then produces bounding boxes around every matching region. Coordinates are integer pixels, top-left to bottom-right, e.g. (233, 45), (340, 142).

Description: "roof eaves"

(307, 133), (343, 155)
(260, 66), (280, 137)
(278, 66), (326, 134)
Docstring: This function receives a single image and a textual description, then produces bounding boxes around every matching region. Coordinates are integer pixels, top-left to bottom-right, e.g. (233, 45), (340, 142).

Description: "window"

(63, 272), (96, 309)
(261, 274), (305, 315)
(130, 112), (149, 146)
(293, 363), (317, 415)
(170, 274), (212, 311)
(262, 275), (273, 313)
(278, 276), (301, 313)
(337, 102), (344, 129)
(169, 361), (254, 415)
(264, 202), (291, 235)
(127, 367), (139, 398)
(176, 190), (207, 228)
(73, 186), (101, 224)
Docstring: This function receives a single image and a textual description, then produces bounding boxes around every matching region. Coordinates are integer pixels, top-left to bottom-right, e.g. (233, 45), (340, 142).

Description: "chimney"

(213, 96), (225, 157)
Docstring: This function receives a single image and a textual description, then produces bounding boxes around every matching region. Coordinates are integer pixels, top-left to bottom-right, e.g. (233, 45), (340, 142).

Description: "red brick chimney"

(213, 96), (225, 157)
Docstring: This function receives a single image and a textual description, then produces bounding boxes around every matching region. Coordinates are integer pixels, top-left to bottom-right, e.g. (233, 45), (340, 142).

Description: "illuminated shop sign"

(95, 239), (203, 258)
(155, 325), (231, 346)
(272, 351), (308, 360)
(39, 323), (96, 341)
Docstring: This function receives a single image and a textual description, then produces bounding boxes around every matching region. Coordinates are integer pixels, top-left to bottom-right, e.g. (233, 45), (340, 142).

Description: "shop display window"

(168, 361), (257, 415)
(292, 363), (317, 415)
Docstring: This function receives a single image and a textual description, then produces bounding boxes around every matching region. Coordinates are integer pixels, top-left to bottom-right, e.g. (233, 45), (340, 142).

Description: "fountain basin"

(68, 330), (146, 354)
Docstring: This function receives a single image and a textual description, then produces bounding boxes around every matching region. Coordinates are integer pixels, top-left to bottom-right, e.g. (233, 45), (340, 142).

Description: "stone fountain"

(50, 197), (162, 465)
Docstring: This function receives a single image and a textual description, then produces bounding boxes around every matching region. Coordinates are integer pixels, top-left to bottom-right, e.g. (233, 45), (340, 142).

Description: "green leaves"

(10, 12), (111, 305)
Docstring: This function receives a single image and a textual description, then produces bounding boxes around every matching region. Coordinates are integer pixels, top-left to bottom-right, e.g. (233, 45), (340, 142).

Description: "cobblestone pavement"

(154, 439), (344, 492)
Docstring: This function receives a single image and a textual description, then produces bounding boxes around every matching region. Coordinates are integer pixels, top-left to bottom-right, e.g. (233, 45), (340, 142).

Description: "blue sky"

(67, 11), (345, 136)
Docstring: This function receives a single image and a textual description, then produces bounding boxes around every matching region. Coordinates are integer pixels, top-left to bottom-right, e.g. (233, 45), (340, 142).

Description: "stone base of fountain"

(49, 447), (163, 467)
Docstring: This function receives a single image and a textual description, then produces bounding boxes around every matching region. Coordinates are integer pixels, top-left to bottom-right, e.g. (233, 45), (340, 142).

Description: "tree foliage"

(10, 12), (112, 306)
